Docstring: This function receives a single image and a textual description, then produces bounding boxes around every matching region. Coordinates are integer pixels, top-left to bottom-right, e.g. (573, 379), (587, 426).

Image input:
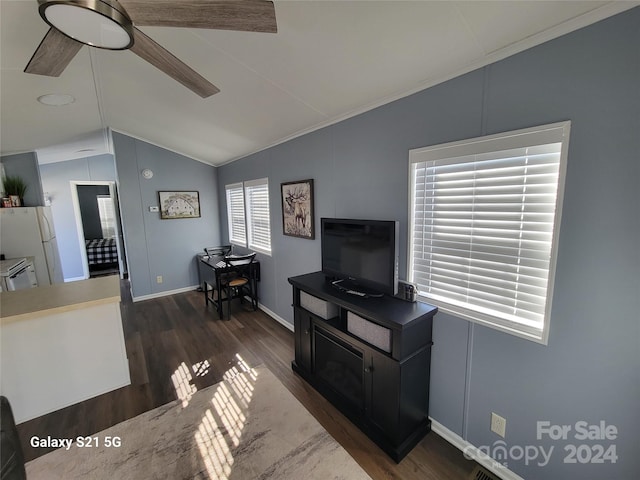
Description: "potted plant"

(2, 175), (28, 207)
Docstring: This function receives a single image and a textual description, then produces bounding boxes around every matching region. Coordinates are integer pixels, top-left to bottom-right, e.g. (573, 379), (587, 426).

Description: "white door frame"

(70, 180), (125, 279)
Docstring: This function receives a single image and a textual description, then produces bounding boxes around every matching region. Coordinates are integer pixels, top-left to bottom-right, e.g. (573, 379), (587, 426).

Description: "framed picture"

(281, 179), (314, 239)
(158, 191), (201, 219)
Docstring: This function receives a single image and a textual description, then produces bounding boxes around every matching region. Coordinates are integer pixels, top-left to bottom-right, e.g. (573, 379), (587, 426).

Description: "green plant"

(2, 175), (28, 198)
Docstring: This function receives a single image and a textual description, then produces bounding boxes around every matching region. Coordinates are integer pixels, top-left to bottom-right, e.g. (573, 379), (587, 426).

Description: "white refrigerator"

(0, 207), (63, 285)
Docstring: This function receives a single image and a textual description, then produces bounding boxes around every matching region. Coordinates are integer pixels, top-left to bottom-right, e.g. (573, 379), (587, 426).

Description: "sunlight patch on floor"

(171, 362), (197, 408)
(172, 360), (212, 408)
(196, 410), (234, 479)
(194, 354), (259, 480)
(193, 360), (211, 377)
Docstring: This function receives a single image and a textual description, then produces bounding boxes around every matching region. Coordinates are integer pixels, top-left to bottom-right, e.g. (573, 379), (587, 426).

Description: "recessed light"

(37, 94), (75, 106)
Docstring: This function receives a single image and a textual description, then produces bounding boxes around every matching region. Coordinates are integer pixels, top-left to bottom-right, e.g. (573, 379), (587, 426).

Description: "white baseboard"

(133, 285), (199, 302)
(430, 419), (524, 480)
(258, 303), (294, 332)
(64, 275), (87, 283)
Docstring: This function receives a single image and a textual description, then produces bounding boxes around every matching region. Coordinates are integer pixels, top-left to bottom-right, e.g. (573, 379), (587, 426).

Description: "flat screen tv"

(321, 218), (399, 296)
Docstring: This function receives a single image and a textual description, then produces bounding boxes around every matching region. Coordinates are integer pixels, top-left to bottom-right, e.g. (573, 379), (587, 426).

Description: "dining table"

(199, 253), (260, 319)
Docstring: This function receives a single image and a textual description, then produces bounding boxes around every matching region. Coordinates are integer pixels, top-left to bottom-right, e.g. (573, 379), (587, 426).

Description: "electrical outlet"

(491, 412), (506, 438)
(156, 275), (163, 284)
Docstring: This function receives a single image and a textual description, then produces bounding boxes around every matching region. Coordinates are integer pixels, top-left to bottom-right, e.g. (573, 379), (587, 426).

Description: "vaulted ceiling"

(1, 1), (636, 166)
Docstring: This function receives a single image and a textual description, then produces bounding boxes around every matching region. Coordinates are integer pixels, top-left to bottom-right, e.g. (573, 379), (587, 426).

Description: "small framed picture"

(281, 179), (314, 239)
(158, 191), (201, 219)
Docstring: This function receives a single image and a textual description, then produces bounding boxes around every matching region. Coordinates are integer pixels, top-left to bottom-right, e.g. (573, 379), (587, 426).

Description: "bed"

(85, 238), (118, 266)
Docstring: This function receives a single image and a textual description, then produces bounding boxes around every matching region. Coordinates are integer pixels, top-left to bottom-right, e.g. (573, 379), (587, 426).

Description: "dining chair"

(219, 252), (257, 320)
(204, 245), (232, 257)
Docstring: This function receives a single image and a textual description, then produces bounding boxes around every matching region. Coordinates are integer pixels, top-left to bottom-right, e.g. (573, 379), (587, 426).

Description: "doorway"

(71, 181), (127, 279)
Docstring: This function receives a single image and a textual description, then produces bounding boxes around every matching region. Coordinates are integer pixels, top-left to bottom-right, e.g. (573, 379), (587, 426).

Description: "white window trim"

(408, 121), (570, 344)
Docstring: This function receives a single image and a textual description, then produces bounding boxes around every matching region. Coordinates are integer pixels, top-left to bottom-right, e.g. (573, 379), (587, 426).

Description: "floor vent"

(469, 465), (502, 480)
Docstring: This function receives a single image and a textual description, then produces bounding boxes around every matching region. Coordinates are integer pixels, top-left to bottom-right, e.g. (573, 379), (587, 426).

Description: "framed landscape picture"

(281, 179), (314, 239)
(159, 191), (201, 219)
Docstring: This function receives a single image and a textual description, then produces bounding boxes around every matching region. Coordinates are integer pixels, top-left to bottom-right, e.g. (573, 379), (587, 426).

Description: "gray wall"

(39, 154), (117, 280)
(1, 152), (44, 207)
(217, 9), (640, 480)
(112, 132), (221, 299)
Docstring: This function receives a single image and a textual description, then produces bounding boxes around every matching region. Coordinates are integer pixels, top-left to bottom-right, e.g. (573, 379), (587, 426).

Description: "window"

(97, 195), (116, 238)
(226, 183), (246, 246)
(244, 178), (272, 254)
(225, 178), (272, 255)
(408, 122), (570, 344)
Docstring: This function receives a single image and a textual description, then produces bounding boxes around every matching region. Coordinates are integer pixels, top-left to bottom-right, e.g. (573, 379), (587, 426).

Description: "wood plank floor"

(16, 282), (477, 479)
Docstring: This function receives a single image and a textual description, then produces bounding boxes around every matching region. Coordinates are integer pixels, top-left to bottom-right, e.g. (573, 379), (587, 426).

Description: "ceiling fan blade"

(24, 28), (83, 77)
(130, 28), (220, 98)
(119, 0), (277, 33)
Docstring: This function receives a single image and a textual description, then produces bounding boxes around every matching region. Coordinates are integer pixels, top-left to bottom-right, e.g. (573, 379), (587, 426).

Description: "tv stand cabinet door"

(366, 349), (400, 438)
(294, 307), (313, 372)
(366, 345), (431, 445)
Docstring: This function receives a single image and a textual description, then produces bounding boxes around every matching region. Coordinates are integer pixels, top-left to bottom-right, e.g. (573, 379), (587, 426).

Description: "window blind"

(225, 182), (246, 246)
(244, 178), (271, 254)
(97, 195), (116, 238)
(409, 122), (570, 343)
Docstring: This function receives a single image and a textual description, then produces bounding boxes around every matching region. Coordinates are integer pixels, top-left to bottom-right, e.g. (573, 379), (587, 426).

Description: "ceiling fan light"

(39, 0), (134, 50)
(37, 93), (75, 106)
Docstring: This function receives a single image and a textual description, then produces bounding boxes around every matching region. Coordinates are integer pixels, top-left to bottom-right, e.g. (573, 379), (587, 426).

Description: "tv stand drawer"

(347, 312), (392, 353)
(300, 291), (338, 319)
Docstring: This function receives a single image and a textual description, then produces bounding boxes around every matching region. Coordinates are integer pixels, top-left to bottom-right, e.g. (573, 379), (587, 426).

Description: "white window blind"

(245, 178), (271, 254)
(226, 182), (246, 246)
(409, 122), (570, 343)
(97, 195), (116, 238)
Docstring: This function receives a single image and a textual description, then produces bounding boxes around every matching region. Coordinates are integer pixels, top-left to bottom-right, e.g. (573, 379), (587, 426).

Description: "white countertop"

(0, 275), (121, 324)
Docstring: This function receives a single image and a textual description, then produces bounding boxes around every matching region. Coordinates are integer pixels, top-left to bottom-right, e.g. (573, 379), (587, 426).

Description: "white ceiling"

(1, 1), (637, 166)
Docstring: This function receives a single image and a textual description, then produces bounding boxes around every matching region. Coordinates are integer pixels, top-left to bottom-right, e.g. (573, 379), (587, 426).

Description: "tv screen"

(321, 218), (399, 296)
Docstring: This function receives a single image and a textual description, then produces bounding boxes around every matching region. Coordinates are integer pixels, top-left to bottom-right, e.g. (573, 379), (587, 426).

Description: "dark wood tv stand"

(288, 271), (437, 462)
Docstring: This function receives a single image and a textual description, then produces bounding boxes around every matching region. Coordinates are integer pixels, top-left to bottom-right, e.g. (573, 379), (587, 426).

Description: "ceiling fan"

(24, 0), (277, 98)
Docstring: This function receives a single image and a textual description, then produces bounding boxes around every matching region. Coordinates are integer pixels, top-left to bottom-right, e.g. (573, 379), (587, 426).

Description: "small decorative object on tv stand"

(288, 271), (437, 462)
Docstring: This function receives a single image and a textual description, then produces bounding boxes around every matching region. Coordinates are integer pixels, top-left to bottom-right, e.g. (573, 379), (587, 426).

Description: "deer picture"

(283, 180), (314, 238)
(285, 186), (309, 230)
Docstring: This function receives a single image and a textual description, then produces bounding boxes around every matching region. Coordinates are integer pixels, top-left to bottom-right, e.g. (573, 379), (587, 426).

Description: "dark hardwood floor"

(17, 282), (477, 479)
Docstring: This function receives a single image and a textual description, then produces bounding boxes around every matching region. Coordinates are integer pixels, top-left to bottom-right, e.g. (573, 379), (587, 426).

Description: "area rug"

(26, 363), (372, 479)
